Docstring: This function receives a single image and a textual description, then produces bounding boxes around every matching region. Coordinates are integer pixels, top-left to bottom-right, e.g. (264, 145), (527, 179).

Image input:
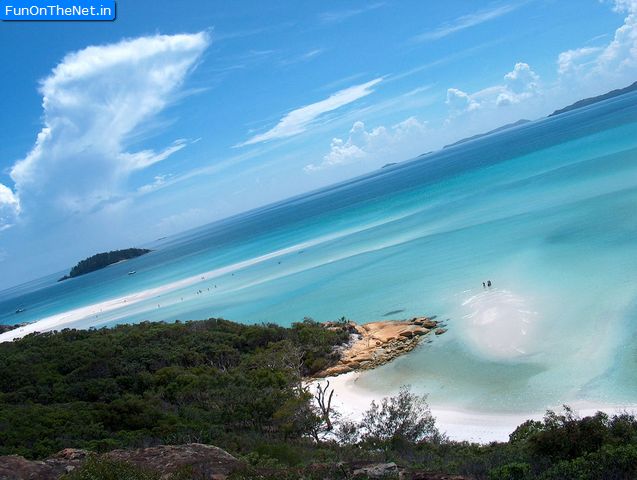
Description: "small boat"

(15, 308), (25, 314)
(128, 271), (136, 275)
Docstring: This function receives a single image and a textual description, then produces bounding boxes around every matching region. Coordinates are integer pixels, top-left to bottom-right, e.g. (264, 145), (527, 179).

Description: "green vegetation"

(58, 248), (151, 281)
(61, 457), (162, 480)
(1, 318), (636, 479)
(0, 318), (349, 459)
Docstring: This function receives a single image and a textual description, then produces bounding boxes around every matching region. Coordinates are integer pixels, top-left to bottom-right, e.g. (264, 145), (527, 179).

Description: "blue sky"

(1, 0), (636, 287)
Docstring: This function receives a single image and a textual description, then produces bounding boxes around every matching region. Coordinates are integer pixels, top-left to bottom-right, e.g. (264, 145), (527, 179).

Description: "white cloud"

(412, 4), (519, 42)
(557, 1), (637, 79)
(595, 0), (637, 70)
(0, 183), (20, 230)
(504, 62), (539, 93)
(8, 32), (209, 218)
(305, 117), (428, 172)
(447, 62), (541, 114)
(557, 47), (602, 75)
(446, 88), (480, 112)
(239, 78), (383, 146)
(137, 174), (173, 194)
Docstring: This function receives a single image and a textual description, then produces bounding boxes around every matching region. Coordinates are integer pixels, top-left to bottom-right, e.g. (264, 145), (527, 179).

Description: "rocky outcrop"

(0, 444), (242, 480)
(352, 461), (399, 478)
(104, 443), (242, 479)
(0, 449), (88, 480)
(315, 316), (446, 378)
(0, 447), (467, 480)
(344, 461), (466, 480)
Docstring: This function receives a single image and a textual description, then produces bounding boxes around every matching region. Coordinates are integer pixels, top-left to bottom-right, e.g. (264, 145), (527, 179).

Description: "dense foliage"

(0, 318), (349, 458)
(1, 318), (636, 479)
(58, 248), (151, 281)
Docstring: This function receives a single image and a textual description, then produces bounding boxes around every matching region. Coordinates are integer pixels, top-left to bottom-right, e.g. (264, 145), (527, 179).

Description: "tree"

(314, 380), (335, 432)
(358, 386), (439, 448)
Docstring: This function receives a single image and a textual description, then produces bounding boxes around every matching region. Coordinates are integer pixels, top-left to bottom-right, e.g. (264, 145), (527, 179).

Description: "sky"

(1, 0), (637, 288)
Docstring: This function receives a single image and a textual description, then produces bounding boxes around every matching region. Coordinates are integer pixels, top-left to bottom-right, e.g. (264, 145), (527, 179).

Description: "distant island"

(444, 119), (531, 149)
(549, 80), (637, 117)
(441, 80), (637, 150)
(57, 248), (151, 282)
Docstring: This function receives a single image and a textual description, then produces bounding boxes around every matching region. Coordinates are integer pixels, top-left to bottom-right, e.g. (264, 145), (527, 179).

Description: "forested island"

(1, 318), (635, 479)
(57, 248), (151, 281)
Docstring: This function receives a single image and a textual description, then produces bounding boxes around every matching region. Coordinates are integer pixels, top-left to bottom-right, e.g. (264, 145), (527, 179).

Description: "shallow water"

(2, 92), (637, 415)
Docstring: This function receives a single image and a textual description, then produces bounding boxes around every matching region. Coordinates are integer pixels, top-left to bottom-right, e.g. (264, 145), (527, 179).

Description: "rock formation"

(315, 316), (446, 377)
(0, 444), (242, 480)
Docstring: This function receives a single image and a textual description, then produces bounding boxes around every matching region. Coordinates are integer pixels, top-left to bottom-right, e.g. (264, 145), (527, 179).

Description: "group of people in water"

(482, 280), (493, 288)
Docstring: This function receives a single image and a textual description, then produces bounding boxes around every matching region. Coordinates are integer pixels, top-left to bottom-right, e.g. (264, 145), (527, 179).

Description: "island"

(549, 80), (637, 117)
(57, 248), (151, 281)
(444, 119), (531, 149)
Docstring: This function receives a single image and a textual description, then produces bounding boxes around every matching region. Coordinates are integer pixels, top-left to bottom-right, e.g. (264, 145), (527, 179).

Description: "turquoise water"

(2, 92), (637, 413)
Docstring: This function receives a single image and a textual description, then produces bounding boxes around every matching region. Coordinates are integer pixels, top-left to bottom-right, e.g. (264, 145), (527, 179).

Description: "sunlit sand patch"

(457, 288), (539, 361)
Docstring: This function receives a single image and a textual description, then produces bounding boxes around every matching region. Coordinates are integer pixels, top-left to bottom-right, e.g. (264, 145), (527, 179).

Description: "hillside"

(549, 80), (637, 117)
(444, 119), (531, 149)
(1, 318), (636, 479)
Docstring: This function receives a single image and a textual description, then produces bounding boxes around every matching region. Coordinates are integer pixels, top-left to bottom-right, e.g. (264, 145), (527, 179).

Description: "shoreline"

(0, 231), (379, 343)
(308, 371), (637, 443)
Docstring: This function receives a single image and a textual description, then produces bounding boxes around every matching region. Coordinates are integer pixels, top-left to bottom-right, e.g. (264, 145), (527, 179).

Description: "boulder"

(0, 455), (59, 480)
(435, 328), (447, 335)
(0, 444), (243, 480)
(105, 443), (241, 479)
(352, 462), (399, 478)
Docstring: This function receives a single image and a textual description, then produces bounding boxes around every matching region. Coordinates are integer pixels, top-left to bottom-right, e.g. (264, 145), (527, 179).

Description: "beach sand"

(309, 371), (637, 443)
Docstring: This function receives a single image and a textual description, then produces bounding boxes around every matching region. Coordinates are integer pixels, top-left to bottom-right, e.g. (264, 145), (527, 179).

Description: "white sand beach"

(309, 371), (637, 443)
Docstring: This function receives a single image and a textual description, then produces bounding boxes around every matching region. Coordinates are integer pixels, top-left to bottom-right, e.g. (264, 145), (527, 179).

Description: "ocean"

(2, 91), (637, 419)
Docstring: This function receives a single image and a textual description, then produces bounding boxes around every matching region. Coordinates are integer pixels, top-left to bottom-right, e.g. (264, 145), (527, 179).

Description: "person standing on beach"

(487, 280), (492, 287)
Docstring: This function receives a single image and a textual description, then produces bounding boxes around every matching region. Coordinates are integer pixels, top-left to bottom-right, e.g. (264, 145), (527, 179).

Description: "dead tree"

(315, 380), (335, 431)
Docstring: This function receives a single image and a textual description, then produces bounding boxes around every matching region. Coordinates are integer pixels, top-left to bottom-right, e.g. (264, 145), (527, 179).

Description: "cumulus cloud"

(305, 116), (428, 172)
(239, 78), (382, 146)
(557, 47), (603, 75)
(8, 32), (209, 219)
(446, 62), (541, 114)
(0, 183), (20, 230)
(557, 0), (637, 78)
(446, 88), (480, 112)
(504, 62), (539, 93)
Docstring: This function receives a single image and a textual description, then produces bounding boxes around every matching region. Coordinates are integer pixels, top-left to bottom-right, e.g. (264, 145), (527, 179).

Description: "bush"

(489, 462), (531, 480)
(61, 457), (159, 480)
(358, 386), (439, 448)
